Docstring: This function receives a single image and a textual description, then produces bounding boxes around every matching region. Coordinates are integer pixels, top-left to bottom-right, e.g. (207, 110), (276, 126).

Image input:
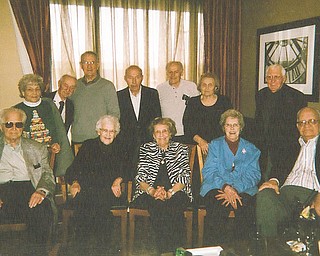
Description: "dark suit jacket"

(270, 136), (320, 186)
(46, 91), (74, 133)
(255, 84), (307, 180)
(117, 85), (161, 178)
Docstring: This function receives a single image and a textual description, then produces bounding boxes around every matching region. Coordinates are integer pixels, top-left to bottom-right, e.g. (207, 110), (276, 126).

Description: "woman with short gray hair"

(14, 74), (73, 176)
(200, 109), (261, 245)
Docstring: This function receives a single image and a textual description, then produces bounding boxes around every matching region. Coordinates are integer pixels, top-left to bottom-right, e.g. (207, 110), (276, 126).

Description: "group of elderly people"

(2, 63), (320, 254)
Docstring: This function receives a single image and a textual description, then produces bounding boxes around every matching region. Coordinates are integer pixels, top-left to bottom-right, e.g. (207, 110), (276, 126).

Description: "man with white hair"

(255, 64), (307, 182)
(157, 61), (198, 143)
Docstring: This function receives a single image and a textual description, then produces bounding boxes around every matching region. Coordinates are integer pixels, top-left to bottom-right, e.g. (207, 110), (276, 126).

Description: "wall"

(241, 0), (320, 117)
(2, 0), (320, 113)
(0, 0), (23, 109)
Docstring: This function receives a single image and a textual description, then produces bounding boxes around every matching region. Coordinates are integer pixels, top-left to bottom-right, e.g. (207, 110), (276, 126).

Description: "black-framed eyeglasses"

(297, 119), (319, 126)
(3, 122), (24, 129)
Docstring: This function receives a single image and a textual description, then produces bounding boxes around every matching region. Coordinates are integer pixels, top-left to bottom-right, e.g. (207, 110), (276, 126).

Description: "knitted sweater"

(70, 75), (120, 143)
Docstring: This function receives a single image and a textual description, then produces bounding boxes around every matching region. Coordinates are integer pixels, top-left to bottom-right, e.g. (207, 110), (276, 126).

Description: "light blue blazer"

(200, 136), (261, 197)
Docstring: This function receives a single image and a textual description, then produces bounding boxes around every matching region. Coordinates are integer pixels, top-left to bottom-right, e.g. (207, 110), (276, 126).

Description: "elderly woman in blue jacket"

(200, 109), (261, 245)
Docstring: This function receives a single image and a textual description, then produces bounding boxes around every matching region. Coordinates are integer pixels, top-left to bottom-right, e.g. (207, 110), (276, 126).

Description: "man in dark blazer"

(255, 64), (307, 182)
(256, 107), (320, 237)
(117, 65), (161, 179)
(0, 107), (56, 244)
(46, 74), (77, 133)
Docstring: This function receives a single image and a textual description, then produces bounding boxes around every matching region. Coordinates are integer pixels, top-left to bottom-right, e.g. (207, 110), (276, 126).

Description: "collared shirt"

(81, 74), (100, 85)
(283, 135), (320, 191)
(0, 139), (30, 184)
(129, 87), (141, 120)
(157, 79), (199, 135)
(53, 92), (66, 123)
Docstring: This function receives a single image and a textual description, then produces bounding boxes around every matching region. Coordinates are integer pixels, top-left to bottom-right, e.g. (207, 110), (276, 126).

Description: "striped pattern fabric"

(133, 141), (193, 201)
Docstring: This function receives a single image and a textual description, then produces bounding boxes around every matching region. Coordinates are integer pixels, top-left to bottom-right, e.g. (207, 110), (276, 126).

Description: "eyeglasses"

(266, 75), (282, 81)
(225, 123), (240, 128)
(99, 128), (115, 134)
(297, 119), (319, 126)
(3, 122), (24, 129)
(82, 61), (96, 65)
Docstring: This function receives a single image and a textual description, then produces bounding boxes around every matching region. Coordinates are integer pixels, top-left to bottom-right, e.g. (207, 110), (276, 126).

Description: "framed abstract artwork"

(257, 17), (320, 101)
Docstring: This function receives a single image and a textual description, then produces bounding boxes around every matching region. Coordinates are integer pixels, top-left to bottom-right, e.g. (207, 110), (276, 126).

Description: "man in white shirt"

(157, 61), (199, 143)
(256, 107), (320, 237)
(46, 74), (77, 133)
(0, 107), (55, 245)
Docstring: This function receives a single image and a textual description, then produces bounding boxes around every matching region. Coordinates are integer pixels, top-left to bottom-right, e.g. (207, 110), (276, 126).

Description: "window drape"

(203, 0), (241, 109)
(50, 0), (204, 90)
(50, 0), (96, 86)
(9, 0), (51, 91)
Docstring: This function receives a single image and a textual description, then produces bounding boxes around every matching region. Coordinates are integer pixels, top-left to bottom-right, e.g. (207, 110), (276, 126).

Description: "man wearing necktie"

(45, 74), (77, 133)
(58, 100), (65, 114)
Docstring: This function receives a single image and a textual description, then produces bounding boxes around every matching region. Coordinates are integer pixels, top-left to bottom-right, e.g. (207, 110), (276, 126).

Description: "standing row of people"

(0, 47), (317, 255)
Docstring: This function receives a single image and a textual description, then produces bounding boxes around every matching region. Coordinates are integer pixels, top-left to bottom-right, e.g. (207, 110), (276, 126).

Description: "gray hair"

(219, 109), (245, 132)
(148, 117), (177, 137)
(0, 107), (27, 124)
(18, 74), (45, 98)
(80, 51), (99, 63)
(59, 74), (77, 84)
(198, 72), (220, 92)
(297, 107), (320, 121)
(266, 64), (286, 77)
(166, 61), (183, 72)
(95, 115), (120, 136)
(125, 65), (143, 76)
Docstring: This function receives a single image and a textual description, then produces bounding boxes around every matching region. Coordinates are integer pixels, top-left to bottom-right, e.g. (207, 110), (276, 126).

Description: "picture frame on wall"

(257, 17), (320, 102)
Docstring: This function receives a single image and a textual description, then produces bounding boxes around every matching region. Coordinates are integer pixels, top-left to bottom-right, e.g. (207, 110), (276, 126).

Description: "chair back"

(197, 145), (205, 183)
(187, 144), (197, 184)
(73, 143), (83, 156)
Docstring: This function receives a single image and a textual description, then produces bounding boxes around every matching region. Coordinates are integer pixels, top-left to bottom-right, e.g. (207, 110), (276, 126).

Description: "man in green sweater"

(71, 51), (120, 143)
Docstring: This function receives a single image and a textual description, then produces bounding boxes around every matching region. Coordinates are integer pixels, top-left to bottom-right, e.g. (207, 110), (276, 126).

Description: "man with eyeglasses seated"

(255, 64), (307, 182)
(0, 107), (55, 250)
(256, 107), (320, 238)
(70, 51), (120, 146)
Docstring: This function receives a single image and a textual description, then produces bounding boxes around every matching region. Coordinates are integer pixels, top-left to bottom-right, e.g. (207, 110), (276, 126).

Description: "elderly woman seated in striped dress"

(131, 117), (193, 254)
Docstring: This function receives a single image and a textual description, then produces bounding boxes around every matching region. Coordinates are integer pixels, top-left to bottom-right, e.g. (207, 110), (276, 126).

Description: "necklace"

(160, 151), (166, 165)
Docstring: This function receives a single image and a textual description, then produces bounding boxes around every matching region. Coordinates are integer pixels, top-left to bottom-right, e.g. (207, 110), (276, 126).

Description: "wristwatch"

(168, 188), (176, 196)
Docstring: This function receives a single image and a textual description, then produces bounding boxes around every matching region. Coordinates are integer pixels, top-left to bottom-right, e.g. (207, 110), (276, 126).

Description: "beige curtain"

(50, 0), (204, 90)
(50, 0), (96, 89)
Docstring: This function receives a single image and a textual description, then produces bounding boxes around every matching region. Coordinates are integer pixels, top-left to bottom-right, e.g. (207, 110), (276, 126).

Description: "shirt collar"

(23, 98), (41, 107)
(81, 74), (100, 85)
(299, 135), (319, 146)
(129, 86), (141, 97)
(4, 138), (22, 151)
(53, 91), (63, 103)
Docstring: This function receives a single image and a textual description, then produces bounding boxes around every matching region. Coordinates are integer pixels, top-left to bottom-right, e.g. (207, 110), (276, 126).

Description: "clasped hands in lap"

(215, 185), (242, 209)
(149, 186), (173, 201)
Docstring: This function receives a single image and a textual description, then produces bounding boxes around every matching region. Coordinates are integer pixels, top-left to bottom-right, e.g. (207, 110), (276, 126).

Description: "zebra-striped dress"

(133, 140), (193, 202)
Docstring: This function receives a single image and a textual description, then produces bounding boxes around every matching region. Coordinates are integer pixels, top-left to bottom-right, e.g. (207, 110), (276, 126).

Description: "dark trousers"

(134, 192), (189, 253)
(204, 189), (256, 245)
(0, 181), (53, 243)
(68, 189), (116, 254)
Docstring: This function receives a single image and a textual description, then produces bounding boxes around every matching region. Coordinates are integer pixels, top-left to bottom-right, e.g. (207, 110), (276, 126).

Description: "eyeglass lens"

(297, 119), (319, 126)
(4, 122), (24, 128)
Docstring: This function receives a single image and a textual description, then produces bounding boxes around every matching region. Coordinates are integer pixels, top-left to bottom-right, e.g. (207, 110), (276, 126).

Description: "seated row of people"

(1, 105), (320, 254)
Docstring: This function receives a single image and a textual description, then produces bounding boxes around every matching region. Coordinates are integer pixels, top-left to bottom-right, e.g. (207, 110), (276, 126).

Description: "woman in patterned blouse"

(132, 117), (193, 254)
